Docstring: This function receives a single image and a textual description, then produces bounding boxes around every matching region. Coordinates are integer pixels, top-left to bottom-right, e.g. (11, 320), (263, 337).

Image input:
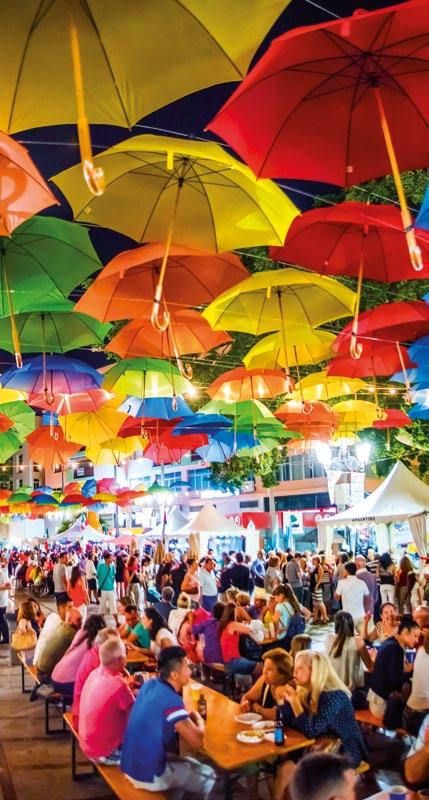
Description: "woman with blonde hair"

(168, 591), (191, 637)
(264, 555), (282, 594)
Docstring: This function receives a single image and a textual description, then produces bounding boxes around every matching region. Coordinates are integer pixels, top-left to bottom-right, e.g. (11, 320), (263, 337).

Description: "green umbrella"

(200, 398), (297, 440)
(8, 490), (32, 503)
(0, 431), (24, 463)
(0, 216), (102, 366)
(103, 358), (193, 399)
(0, 300), (111, 353)
(0, 401), (35, 439)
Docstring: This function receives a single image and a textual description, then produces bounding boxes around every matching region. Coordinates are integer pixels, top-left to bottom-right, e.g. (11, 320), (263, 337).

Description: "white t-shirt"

(85, 560), (97, 580)
(168, 608), (188, 637)
(198, 567), (217, 597)
(151, 627), (178, 657)
(33, 612), (61, 666)
(336, 575), (369, 620)
(407, 647), (429, 711)
(0, 567), (9, 607)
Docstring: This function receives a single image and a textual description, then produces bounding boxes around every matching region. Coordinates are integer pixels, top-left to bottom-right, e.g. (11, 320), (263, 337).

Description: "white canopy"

(150, 507), (189, 538)
(53, 519), (112, 543)
(172, 503), (246, 536)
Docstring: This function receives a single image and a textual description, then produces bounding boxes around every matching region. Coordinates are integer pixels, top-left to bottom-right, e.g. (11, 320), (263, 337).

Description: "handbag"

(11, 626), (37, 651)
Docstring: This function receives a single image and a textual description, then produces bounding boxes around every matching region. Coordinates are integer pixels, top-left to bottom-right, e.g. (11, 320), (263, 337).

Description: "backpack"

(286, 612), (305, 638)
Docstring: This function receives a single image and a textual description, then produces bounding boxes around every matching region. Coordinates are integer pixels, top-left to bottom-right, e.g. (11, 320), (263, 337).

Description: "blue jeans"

(52, 679), (74, 698)
(225, 657), (256, 675)
(201, 595), (217, 613)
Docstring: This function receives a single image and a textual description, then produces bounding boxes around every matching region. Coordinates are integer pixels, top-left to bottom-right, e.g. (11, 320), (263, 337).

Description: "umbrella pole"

(167, 315), (193, 380)
(293, 345), (312, 415)
(277, 290), (294, 393)
(1, 261), (22, 368)
(395, 340), (412, 404)
(373, 87), (423, 272)
(69, 11), (105, 197)
(350, 251), (364, 360)
(151, 178), (184, 332)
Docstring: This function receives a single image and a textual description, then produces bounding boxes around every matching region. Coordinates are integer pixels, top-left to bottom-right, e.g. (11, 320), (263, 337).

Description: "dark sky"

(4, 0), (407, 371)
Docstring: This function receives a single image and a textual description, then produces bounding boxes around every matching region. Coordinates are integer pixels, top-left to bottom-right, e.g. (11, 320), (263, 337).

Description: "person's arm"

(404, 724), (429, 786)
(231, 621), (252, 635)
(356, 635), (374, 672)
(176, 712), (204, 749)
(315, 566), (323, 591)
(241, 675), (265, 710)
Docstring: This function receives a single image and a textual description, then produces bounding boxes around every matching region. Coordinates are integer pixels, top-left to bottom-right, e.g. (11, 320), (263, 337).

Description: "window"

(154, 471), (182, 488)
(18, 453), (23, 465)
(187, 467), (213, 492)
(18, 479), (23, 488)
(239, 500), (259, 509)
(33, 479), (40, 489)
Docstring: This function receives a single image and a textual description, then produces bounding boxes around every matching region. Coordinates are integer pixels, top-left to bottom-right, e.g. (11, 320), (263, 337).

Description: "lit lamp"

(314, 441), (332, 470)
(356, 442), (371, 466)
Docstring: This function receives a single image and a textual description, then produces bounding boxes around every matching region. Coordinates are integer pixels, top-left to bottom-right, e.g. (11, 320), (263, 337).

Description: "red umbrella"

(373, 409), (412, 429)
(118, 416), (177, 440)
(334, 302), (429, 352)
(327, 341), (414, 378)
(275, 400), (338, 441)
(207, 367), (293, 402)
(27, 388), (110, 414)
(209, 0), (429, 269)
(144, 430), (207, 465)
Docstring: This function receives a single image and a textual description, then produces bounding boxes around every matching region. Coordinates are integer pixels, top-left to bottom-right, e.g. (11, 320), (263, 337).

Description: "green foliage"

(210, 447), (284, 493)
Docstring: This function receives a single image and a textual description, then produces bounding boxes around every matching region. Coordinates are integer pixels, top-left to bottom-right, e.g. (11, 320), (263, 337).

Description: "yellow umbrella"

(53, 135), (298, 330)
(86, 436), (148, 466)
(243, 329), (335, 370)
(288, 371), (367, 403)
(0, 388), (27, 403)
(58, 407), (129, 447)
(332, 400), (386, 435)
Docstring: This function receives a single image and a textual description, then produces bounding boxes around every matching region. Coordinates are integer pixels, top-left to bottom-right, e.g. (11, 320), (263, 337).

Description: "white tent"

(53, 519), (112, 544)
(149, 507), (189, 538)
(168, 503), (259, 559)
(318, 461), (429, 557)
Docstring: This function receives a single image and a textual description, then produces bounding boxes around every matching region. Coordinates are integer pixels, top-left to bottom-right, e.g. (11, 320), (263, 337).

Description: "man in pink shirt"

(72, 628), (120, 729)
(78, 637), (136, 765)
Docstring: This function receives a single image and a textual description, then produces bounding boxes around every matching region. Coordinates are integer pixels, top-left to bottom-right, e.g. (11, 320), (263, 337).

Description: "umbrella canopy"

(244, 329), (335, 370)
(203, 268), (356, 335)
(103, 358), (193, 399)
(0, 430), (24, 461)
(119, 417), (176, 440)
(332, 400), (385, 430)
(53, 135), (298, 251)
(288, 371), (367, 402)
(86, 435), (147, 466)
(0, 130), (57, 235)
(373, 409), (412, 429)
(0, 388), (26, 403)
(59, 407), (129, 448)
(145, 430), (207, 465)
(275, 400), (338, 428)
(0, 1), (288, 132)
(107, 309), (231, 359)
(334, 302), (429, 352)
(207, 367), (291, 402)
(208, 0), (429, 185)
(27, 388), (111, 414)
(0, 400), (35, 439)
(173, 414), (232, 436)
(75, 245), (249, 322)
(1, 355), (102, 396)
(408, 336), (429, 366)
(0, 300), (111, 354)
(26, 426), (81, 469)
(118, 395), (192, 420)
(327, 341), (414, 378)
(270, 202), (429, 281)
(0, 412), (13, 434)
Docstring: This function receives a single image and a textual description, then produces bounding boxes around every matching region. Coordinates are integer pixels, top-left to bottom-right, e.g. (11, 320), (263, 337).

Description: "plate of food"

(264, 731), (276, 743)
(252, 720), (275, 731)
(236, 730), (265, 744)
(234, 712), (263, 724)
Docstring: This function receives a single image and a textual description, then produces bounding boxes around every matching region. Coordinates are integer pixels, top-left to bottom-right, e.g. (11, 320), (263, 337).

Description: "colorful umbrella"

(207, 367), (292, 402)
(103, 358), (193, 399)
(408, 336), (429, 366)
(275, 400), (338, 429)
(0, 130), (57, 235)
(54, 135), (298, 329)
(0, 216), (102, 365)
(288, 371), (367, 403)
(118, 417), (176, 440)
(0, 301), (111, 354)
(0, 400), (35, 439)
(59, 407), (129, 448)
(243, 329), (335, 370)
(144, 430), (207, 465)
(0, 388), (26, 403)
(373, 409), (411, 429)
(86, 436), (147, 467)
(118, 395), (192, 420)
(26, 426), (82, 470)
(0, 430), (24, 462)
(1, 355), (102, 399)
(327, 341), (414, 378)
(332, 400), (385, 433)
(173, 414), (232, 437)
(209, 0), (429, 269)
(75, 244), (249, 322)
(27, 388), (111, 415)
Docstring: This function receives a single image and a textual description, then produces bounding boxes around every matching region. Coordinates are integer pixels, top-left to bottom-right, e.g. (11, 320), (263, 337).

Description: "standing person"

(310, 555), (329, 624)
(0, 556), (11, 645)
(67, 566), (89, 615)
(192, 601), (225, 665)
(85, 553), (98, 604)
(377, 552), (396, 606)
(355, 555), (378, 620)
(285, 553), (304, 604)
(121, 647), (216, 797)
(368, 616), (420, 719)
(334, 562), (369, 633)
(198, 557), (219, 613)
(115, 552), (126, 599)
(251, 550), (266, 589)
(228, 552), (250, 592)
(396, 555), (414, 614)
(96, 552), (118, 624)
(264, 555), (282, 595)
(52, 553), (68, 602)
(181, 559), (200, 601)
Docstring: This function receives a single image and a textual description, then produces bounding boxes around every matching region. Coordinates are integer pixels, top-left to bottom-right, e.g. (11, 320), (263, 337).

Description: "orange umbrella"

(107, 308), (231, 362)
(0, 412), (13, 433)
(207, 367), (292, 402)
(26, 426), (82, 469)
(275, 400), (339, 441)
(75, 244), (249, 322)
(0, 131), (57, 236)
(27, 388), (111, 414)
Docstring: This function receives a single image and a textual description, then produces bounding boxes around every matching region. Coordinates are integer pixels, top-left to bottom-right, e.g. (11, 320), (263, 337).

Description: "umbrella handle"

(151, 285), (170, 332)
(176, 357), (193, 380)
(151, 178), (183, 331)
(302, 401), (313, 415)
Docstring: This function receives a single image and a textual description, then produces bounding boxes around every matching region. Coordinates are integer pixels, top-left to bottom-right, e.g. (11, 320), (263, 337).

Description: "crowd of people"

(1, 541), (429, 799)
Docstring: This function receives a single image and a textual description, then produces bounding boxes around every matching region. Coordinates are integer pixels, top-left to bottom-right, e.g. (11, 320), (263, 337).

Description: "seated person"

(362, 601), (398, 644)
(119, 604), (151, 650)
(241, 648), (293, 720)
(290, 634), (312, 661)
(153, 586), (176, 623)
(36, 608), (82, 684)
(121, 646), (216, 798)
(326, 611), (373, 693)
(177, 611), (202, 664)
(33, 596), (72, 667)
(79, 637), (136, 765)
(272, 584), (307, 651)
(72, 627), (120, 728)
(141, 608), (177, 656)
(51, 614), (106, 696)
(219, 602), (259, 678)
(192, 601), (225, 665)
(273, 651), (366, 800)
(290, 753), (358, 800)
(403, 713), (429, 790)
(403, 623), (429, 736)
(368, 615), (420, 720)
(248, 587), (267, 620)
(168, 592), (191, 638)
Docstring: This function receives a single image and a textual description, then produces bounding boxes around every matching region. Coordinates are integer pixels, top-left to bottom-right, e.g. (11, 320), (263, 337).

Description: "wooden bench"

(204, 662), (234, 697)
(355, 708), (408, 737)
(63, 713), (166, 799)
(17, 654), (71, 734)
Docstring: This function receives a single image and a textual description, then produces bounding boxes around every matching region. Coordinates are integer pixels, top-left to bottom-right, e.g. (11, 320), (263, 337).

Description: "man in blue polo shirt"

(121, 646), (216, 798)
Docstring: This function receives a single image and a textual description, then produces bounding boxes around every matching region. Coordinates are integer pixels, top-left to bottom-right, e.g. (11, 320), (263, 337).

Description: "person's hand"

(404, 661), (414, 673)
(189, 710), (204, 728)
(276, 684), (296, 703)
(364, 610), (372, 621)
(423, 725), (429, 755)
(240, 698), (250, 713)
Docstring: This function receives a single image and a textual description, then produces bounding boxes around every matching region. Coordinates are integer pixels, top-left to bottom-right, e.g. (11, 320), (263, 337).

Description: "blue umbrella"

(408, 405), (429, 419)
(42, 411), (59, 426)
(415, 183), (429, 232)
(390, 368), (429, 385)
(173, 413), (232, 436)
(32, 493), (59, 505)
(81, 478), (97, 498)
(196, 440), (233, 463)
(118, 395), (192, 419)
(1, 355), (102, 394)
(409, 336), (429, 366)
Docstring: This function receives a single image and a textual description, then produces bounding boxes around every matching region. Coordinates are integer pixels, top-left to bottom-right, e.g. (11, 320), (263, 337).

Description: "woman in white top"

(142, 607), (177, 656)
(326, 611), (373, 693)
(403, 629), (429, 736)
(168, 592), (191, 637)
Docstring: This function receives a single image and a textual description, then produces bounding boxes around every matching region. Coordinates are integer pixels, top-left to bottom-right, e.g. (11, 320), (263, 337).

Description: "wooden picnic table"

(183, 683), (314, 773)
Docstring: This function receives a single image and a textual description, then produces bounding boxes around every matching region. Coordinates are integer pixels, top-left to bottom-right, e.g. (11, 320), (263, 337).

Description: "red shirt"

(221, 625), (240, 663)
(79, 665), (135, 759)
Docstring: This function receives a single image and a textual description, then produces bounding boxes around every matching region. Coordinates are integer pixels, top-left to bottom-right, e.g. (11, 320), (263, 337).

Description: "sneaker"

(97, 750), (121, 766)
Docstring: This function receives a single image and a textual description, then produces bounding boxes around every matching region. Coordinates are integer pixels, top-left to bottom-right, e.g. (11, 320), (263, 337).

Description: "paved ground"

(0, 596), (400, 800)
